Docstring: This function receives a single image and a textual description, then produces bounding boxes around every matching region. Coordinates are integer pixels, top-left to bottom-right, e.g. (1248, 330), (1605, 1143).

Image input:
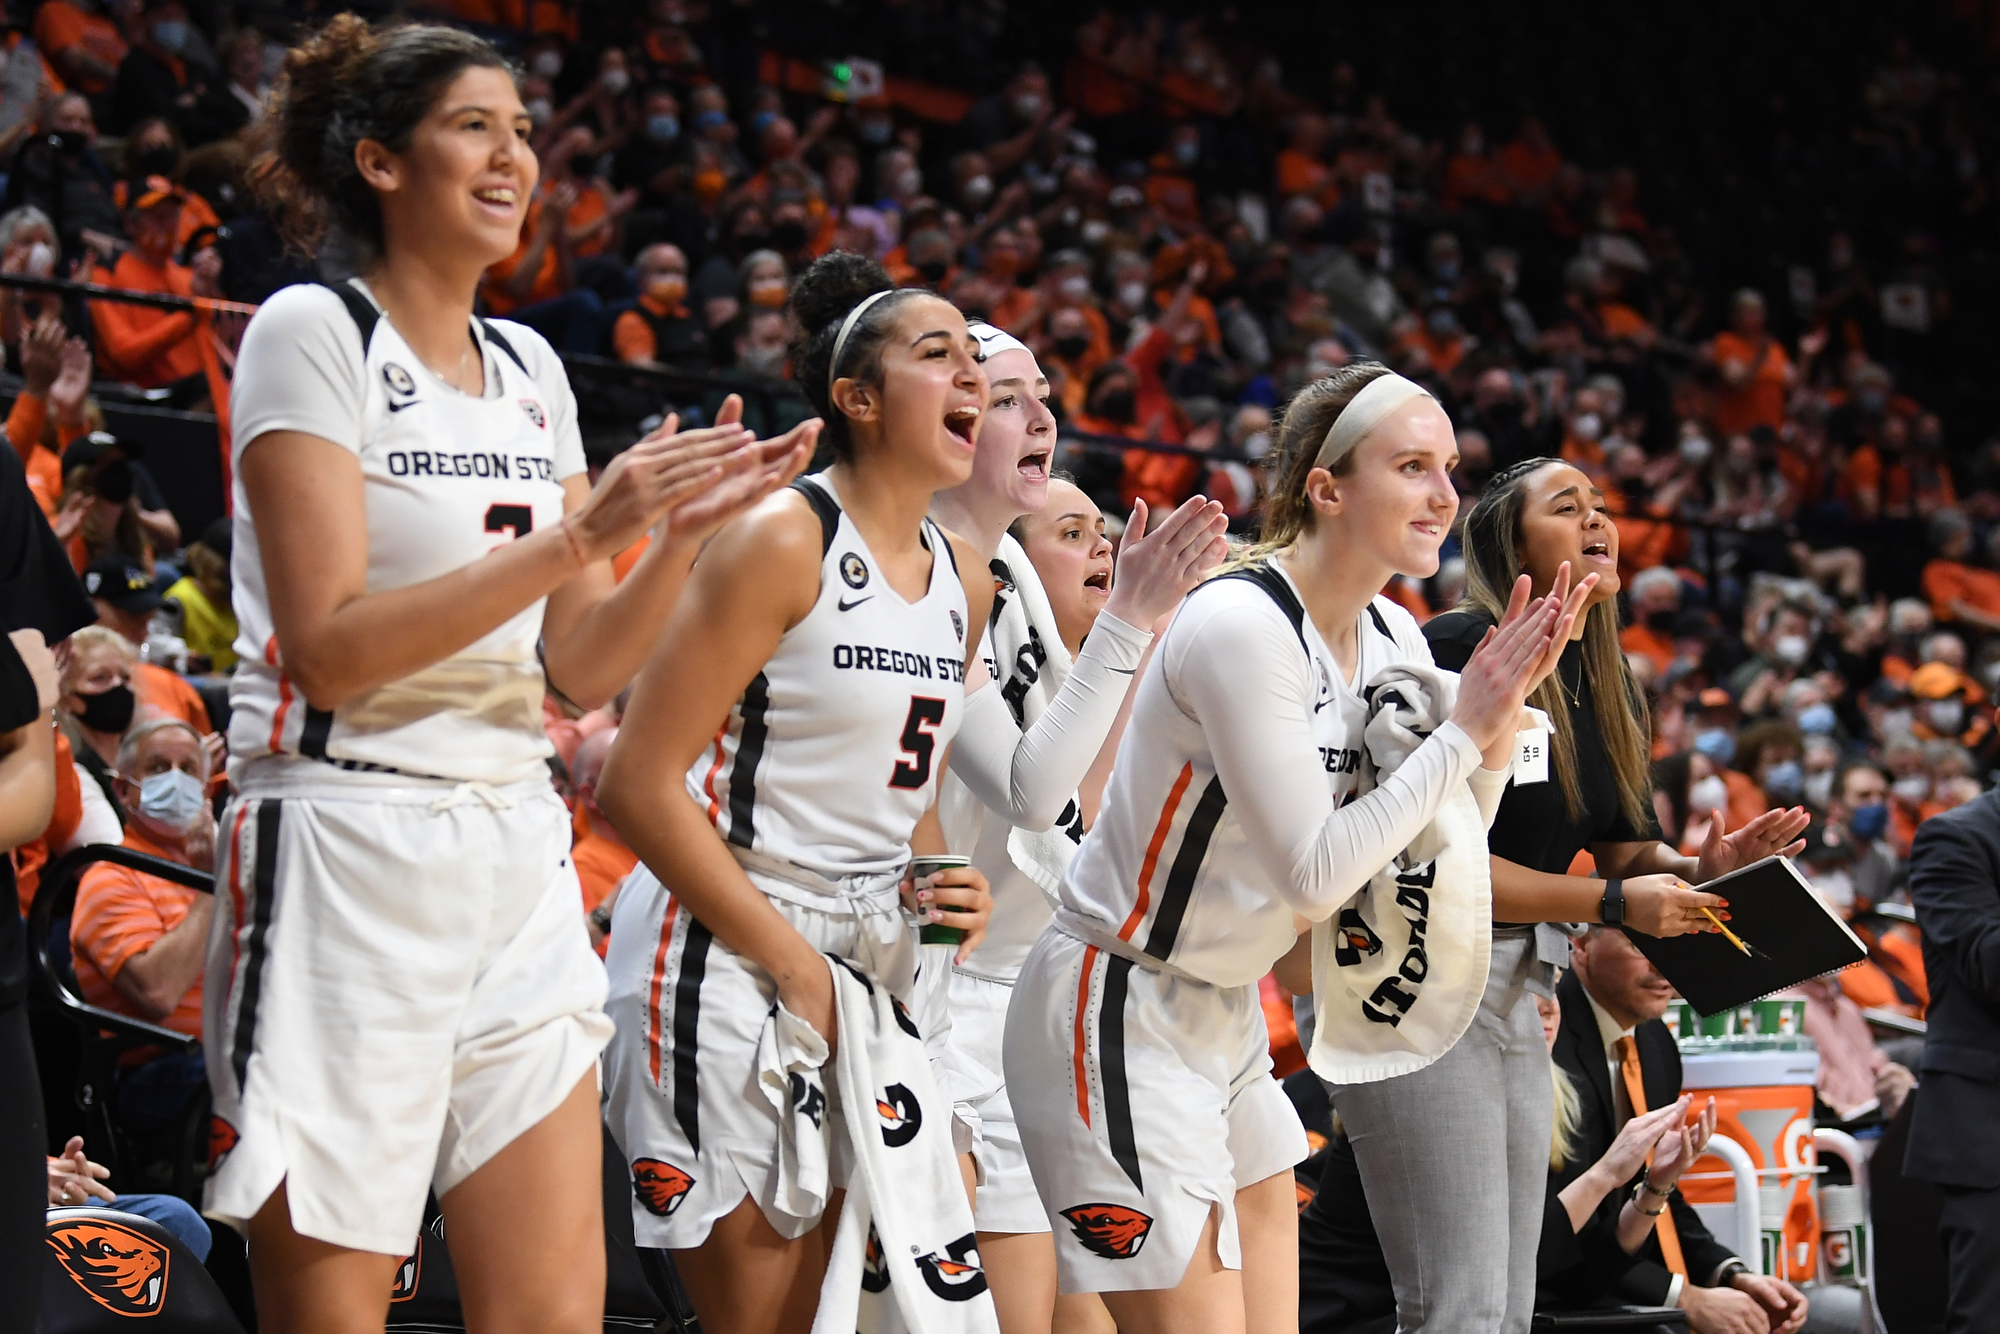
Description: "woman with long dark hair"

(1333, 456), (1808, 1334)
(208, 19), (810, 1328)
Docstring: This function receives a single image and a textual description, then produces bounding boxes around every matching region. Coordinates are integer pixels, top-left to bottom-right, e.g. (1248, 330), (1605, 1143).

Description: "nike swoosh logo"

(837, 595), (873, 611)
(387, 399), (418, 412)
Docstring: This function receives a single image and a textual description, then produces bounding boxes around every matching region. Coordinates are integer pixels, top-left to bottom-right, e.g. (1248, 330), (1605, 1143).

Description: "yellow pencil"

(1701, 907), (1755, 958)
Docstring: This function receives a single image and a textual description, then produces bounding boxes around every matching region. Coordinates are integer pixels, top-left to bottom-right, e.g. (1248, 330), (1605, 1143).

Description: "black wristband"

(1600, 877), (1625, 927)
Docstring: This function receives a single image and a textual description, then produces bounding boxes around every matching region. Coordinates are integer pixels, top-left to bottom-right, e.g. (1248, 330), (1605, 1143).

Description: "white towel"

(755, 998), (834, 1234)
(1309, 662), (1492, 1085)
(813, 957), (1000, 1334)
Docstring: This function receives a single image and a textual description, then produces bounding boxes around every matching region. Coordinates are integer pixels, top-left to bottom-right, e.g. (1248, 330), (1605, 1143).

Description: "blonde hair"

(1550, 1061), (1581, 1170)
(1216, 363), (1398, 573)
(63, 625), (136, 689)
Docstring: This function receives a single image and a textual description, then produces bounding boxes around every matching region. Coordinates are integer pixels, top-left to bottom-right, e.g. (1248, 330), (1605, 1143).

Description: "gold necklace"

(1556, 657), (1583, 710)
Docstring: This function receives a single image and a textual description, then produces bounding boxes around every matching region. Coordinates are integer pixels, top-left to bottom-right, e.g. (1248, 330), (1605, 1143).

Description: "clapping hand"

(1101, 495), (1228, 628)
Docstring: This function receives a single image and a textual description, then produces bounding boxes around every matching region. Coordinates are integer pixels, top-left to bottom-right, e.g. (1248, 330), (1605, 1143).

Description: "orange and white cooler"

(1677, 1040), (1821, 1282)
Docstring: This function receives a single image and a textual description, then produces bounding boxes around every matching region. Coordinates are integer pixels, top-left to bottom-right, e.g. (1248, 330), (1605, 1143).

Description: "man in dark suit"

(1561, 928), (1811, 1333)
(1907, 788), (2000, 1330)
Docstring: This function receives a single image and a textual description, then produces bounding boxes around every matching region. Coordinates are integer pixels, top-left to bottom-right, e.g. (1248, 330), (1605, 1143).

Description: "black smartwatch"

(1599, 877), (1625, 927)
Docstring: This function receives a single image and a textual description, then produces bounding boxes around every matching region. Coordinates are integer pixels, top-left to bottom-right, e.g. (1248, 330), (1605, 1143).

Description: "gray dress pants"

(1330, 927), (1552, 1334)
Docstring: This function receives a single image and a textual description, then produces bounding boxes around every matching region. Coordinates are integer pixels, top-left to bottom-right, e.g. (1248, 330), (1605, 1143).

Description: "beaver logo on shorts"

(1060, 1203), (1154, 1260)
(861, 1224), (891, 1293)
(632, 1159), (696, 1217)
(1333, 908), (1384, 966)
(46, 1218), (170, 1315)
(390, 1239), (422, 1302)
(916, 1233), (988, 1301)
(877, 1084), (922, 1147)
(207, 1115), (239, 1171)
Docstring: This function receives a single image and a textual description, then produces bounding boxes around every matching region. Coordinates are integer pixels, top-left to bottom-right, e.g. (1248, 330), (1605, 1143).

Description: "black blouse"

(1424, 610), (1660, 877)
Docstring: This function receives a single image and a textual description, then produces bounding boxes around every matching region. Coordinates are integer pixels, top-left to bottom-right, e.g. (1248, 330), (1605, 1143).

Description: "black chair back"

(43, 1206), (244, 1333)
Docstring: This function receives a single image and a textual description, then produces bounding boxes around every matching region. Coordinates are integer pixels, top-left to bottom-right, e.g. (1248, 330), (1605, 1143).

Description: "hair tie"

(829, 288), (898, 383)
(1313, 372), (1436, 470)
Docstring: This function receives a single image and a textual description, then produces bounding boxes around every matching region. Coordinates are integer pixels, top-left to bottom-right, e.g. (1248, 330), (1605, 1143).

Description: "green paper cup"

(912, 854), (971, 947)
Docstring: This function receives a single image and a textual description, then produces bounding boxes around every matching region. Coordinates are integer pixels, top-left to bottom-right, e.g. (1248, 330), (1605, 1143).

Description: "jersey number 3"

(485, 504), (534, 542)
(890, 697), (947, 790)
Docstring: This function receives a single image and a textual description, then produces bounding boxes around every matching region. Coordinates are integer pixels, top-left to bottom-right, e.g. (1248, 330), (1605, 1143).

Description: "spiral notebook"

(1622, 855), (1868, 1016)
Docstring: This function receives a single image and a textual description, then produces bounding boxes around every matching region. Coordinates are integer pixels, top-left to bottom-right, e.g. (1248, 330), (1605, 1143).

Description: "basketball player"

(1003, 365), (1591, 1334)
(932, 322), (1226, 1334)
(598, 251), (1000, 1333)
(204, 21), (814, 1330)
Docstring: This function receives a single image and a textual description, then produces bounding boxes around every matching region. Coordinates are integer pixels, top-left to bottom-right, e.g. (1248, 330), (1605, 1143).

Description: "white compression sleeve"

(1169, 598), (1482, 921)
(947, 611), (1152, 831)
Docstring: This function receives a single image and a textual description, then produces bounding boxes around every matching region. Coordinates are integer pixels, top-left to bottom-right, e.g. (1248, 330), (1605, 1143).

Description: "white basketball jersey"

(226, 281), (583, 786)
(1060, 570), (1427, 986)
(686, 474), (971, 881)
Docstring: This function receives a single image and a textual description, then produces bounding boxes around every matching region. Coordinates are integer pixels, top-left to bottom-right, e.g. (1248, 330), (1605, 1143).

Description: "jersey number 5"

(890, 697), (947, 790)
(485, 504), (534, 542)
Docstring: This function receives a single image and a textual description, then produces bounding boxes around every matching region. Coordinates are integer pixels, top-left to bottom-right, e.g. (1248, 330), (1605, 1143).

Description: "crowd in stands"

(5, 0), (1998, 1314)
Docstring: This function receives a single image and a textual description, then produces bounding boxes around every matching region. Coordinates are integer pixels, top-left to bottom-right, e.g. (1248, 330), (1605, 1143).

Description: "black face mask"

(95, 457), (133, 505)
(1645, 608), (1677, 632)
(915, 258), (949, 282)
(74, 682), (135, 734)
(48, 130), (87, 155)
(1092, 387), (1136, 423)
(769, 220), (809, 252)
(733, 228), (771, 255)
(131, 146), (177, 178)
(1053, 334), (1090, 360)
(571, 154), (598, 178)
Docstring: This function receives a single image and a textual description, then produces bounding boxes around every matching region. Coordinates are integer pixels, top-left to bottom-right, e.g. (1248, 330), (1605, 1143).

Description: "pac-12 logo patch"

(950, 609), (965, 642)
(46, 1217), (170, 1315)
(915, 1233), (988, 1300)
(1060, 1202), (1154, 1259)
(519, 398), (546, 429)
(877, 1084), (922, 1147)
(840, 552), (870, 589)
(382, 362), (418, 398)
(632, 1159), (696, 1216)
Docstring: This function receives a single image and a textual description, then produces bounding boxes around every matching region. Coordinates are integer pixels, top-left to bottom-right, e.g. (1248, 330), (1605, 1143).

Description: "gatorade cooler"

(1818, 1184), (1868, 1286)
(1678, 1039), (1821, 1282)
(1664, 998), (1807, 1041)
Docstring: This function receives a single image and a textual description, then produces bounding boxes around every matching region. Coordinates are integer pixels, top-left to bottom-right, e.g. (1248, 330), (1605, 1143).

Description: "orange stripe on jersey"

(263, 637), (292, 754)
(1073, 944), (1100, 1126)
(223, 802), (251, 981)
(701, 728), (728, 827)
(648, 896), (680, 1085)
(1117, 762), (1194, 942)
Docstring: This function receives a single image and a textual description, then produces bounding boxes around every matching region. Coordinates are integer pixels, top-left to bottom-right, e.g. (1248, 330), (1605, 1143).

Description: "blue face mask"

(137, 766), (205, 831)
(646, 113), (679, 144)
(1796, 702), (1837, 735)
(695, 109), (729, 133)
(1760, 760), (1804, 803)
(152, 19), (188, 53)
(1849, 802), (1889, 840)
(1692, 727), (1736, 767)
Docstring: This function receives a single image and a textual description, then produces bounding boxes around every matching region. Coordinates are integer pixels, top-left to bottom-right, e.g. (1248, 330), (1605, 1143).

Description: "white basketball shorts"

(1003, 927), (1306, 1293)
(601, 860), (915, 1249)
(949, 970), (1047, 1234)
(202, 775), (612, 1255)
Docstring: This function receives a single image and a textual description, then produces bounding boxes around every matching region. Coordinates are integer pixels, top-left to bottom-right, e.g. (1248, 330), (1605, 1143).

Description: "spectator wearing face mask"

(68, 715), (217, 1131)
(1683, 692), (1770, 837)
(111, 2), (235, 145)
(4, 93), (125, 268)
(1735, 719), (1806, 812)
(1729, 601), (1823, 718)
(72, 581), (212, 741)
(729, 306), (789, 380)
(612, 242), (708, 370)
(1621, 566), (1683, 675)
(57, 434), (180, 574)
(113, 117), (223, 252)
(1909, 660), (1997, 759)
(88, 176), (208, 396)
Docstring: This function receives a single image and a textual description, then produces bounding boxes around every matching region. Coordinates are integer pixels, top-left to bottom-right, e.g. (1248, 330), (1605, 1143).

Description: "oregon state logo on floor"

(47, 1217), (170, 1314)
(632, 1158), (695, 1217)
(1059, 1202), (1154, 1259)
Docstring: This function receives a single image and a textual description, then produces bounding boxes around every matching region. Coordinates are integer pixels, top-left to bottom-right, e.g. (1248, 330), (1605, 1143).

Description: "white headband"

(829, 288), (900, 381)
(968, 320), (1030, 360)
(1314, 372), (1436, 469)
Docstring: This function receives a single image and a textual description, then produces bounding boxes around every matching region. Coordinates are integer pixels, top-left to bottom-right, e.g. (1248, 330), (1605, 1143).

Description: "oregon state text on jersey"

(225, 281), (585, 785)
(687, 474), (970, 880)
